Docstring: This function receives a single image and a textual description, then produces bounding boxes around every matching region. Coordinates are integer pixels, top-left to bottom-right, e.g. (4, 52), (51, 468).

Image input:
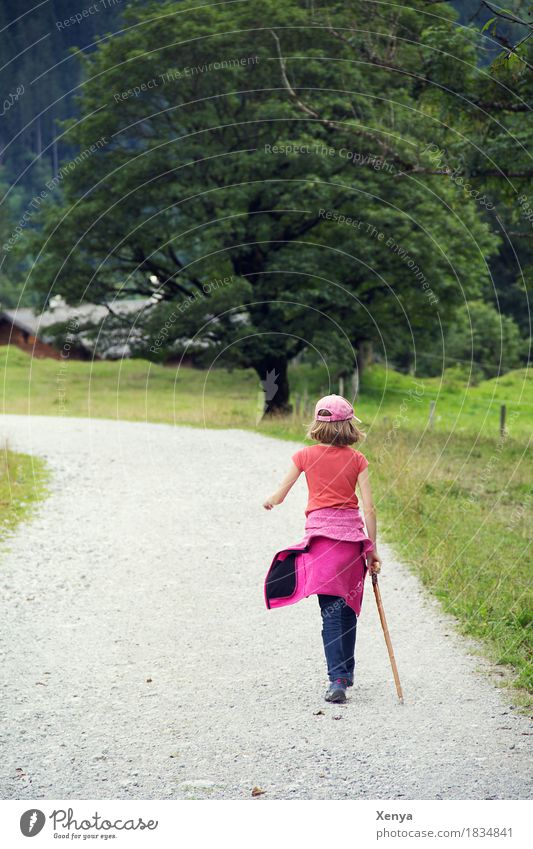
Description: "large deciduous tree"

(28, 0), (504, 412)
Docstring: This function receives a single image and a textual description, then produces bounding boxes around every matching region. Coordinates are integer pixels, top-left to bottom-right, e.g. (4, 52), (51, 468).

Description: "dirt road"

(0, 415), (530, 799)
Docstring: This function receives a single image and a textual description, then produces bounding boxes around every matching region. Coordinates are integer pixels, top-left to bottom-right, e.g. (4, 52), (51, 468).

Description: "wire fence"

(291, 376), (530, 438)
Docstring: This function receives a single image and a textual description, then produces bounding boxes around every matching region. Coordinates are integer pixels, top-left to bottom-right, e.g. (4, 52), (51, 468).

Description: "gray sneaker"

(324, 678), (348, 703)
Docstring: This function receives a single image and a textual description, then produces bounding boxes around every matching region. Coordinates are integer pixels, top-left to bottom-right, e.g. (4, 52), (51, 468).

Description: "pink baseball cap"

(314, 394), (362, 423)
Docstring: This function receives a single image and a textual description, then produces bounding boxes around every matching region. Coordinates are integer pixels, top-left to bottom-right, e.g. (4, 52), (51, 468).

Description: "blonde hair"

(306, 408), (366, 446)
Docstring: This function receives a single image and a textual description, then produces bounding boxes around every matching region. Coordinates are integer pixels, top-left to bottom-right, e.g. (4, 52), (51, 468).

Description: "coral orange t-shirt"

(291, 444), (369, 516)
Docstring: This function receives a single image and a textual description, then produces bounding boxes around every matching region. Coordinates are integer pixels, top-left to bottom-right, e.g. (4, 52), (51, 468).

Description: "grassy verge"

(1, 345), (531, 699)
(367, 427), (532, 697)
(0, 445), (48, 544)
(1, 346), (532, 437)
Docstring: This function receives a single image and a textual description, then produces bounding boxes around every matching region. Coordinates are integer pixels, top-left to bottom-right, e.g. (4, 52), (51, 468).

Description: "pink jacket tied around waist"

(264, 507), (374, 615)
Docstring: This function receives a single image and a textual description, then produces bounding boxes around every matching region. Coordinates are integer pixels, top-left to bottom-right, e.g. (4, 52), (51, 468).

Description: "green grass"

(367, 426), (532, 697)
(1, 346), (531, 437)
(0, 444), (48, 544)
(288, 362), (533, 439)
(1, 345), (531, 699)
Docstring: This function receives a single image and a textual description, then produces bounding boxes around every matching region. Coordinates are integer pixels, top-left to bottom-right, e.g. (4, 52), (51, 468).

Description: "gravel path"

(0, 414), (531, 800)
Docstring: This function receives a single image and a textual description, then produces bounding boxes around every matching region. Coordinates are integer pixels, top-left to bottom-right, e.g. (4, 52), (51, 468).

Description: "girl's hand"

(367, 551), (382, 574)
(263, 498), (276, 510)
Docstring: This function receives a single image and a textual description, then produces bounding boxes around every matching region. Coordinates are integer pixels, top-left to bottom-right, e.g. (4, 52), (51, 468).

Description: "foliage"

(23, 0), (510, 409)
(443, 299), (526, 379)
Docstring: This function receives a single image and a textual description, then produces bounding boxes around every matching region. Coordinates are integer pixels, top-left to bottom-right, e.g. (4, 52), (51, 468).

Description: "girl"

(263, 394), (381, 703)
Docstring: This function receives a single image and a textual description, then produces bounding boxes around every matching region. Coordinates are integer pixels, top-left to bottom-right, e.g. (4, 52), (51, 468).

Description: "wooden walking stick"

(371, 572), (404, 704)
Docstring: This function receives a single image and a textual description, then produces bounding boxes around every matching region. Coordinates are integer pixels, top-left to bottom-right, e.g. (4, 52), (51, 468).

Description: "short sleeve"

(356, 452), (369, 474)
(291, 447), (307, 471)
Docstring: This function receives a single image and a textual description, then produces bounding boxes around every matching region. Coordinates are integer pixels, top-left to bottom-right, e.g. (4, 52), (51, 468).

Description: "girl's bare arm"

(263, 462), (301, 509)
(357, 467), (382, 572)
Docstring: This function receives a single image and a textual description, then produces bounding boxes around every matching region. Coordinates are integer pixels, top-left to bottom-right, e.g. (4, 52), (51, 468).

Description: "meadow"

(1, 346), (531, 697)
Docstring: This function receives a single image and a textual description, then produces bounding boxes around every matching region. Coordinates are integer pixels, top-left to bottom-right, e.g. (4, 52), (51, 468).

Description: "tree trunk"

(350, 338), (374, 399)
(356, 338), (374, 375)
(256, 357), (292, 417)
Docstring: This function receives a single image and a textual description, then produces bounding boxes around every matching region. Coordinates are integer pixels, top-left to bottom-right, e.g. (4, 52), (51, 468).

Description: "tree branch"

(270, 29), (339, 130)
(270, 26), (531, 179)
(324, 25), (532, 110)
(481, 1), (533, 30)
(480, 1), (533, 71)
(270, 28), (414, 165)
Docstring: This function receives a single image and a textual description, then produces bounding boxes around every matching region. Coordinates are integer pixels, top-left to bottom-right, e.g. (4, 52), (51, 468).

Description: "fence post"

(338, 375), (344, 397)
(293, 394), (301, 420)
(429, 400), (436, 430)
(500, 404), (506, 438)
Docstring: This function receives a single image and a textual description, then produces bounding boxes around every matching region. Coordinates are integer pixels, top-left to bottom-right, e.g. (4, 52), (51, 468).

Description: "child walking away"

(263, 395), (382, 704)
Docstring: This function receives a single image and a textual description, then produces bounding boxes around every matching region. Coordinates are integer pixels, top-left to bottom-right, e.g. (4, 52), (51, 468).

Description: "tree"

(444, 299), (525, 379)
(27, 0), (499, 412)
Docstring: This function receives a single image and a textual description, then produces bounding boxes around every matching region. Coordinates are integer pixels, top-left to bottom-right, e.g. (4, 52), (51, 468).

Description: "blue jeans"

(318, 594), (357, 682)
